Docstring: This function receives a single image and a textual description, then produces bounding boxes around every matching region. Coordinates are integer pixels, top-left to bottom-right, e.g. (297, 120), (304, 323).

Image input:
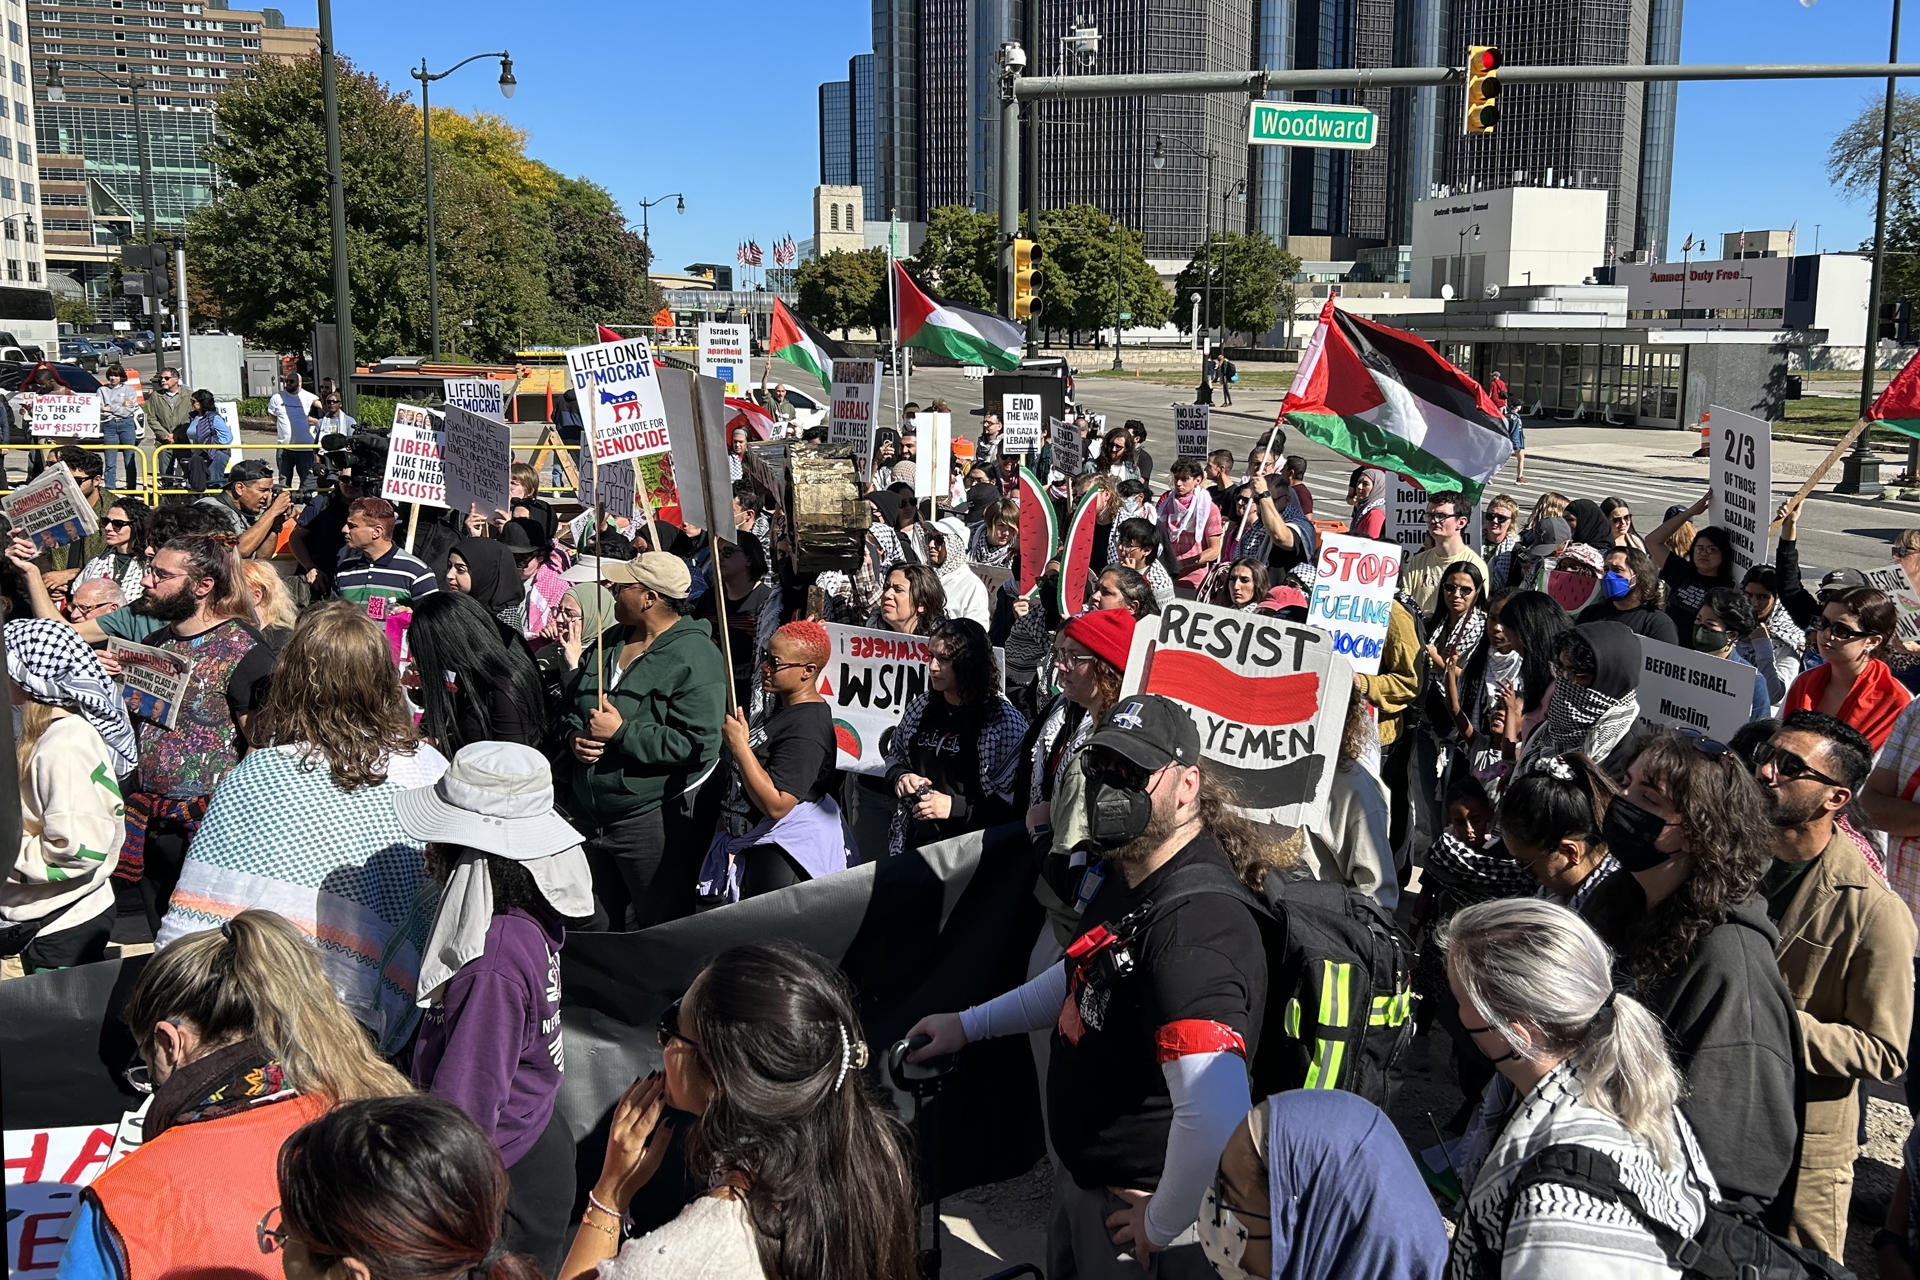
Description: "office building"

(851, 53), (879, 220)
(27, 0), (317, 307)
(820, 79), (852, 186)
(872, 0), (919, 223)
(1411, 185), (1609, 298)
(1439, 0), (1678, 263)
(0, 0), (49, 309)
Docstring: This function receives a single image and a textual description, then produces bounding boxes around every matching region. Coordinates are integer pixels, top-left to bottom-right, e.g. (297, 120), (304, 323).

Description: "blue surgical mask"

(1601, 570), (1633, 601)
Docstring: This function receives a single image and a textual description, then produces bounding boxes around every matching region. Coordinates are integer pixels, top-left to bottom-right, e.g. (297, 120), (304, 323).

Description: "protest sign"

(577, 446), (636, 519)
(441, 404), (512, 519)
(1309, 533), (1401, 675)
(566, 335), (672, 465)
(817, 625), (935, 775)
(657, 368), (736, 540)
(697, 322), (752, 397)
(1864, 563), (1920, 644)
(912, 410), (953, 502)
(1386, 476), (1431, 553)
(1049, 417), (1084, 478)
(1635, 637), (1757, 743)
(1174, 403), (1209, 458)
(1002, 393), (1042, 454)
(381, 403), (447, 508)
(1710, 405), (1772, 571)
(26, 394), (100, 439)
(6, 1116), (143, 1279)
(109, 638), (193, 729)
(1, 462), (98, 552)
(442, 377), (506, 421)
(1119, 599), (1351, 827)
(829, 359), (878, 456)
(971, 562), (1014, 594)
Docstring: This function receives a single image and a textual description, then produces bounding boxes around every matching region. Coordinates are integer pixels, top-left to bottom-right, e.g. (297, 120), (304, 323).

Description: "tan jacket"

(1774, 824), (1917, 1167)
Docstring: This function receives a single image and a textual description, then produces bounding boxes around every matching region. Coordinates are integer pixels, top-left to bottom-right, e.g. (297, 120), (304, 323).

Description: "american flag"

(735, 241), (749, 267)
(745, 240), (765, 267)
(773, 235), (797, 267)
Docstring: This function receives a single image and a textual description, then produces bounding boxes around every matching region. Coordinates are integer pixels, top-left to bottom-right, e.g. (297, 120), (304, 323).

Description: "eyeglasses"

(1810, 617), (1874, 641)
(1441, 582), (1476, 597)
(70, 598), (115, 619)
(121, 1062), (152, 1094)
(257, 1206), (289, 1255)
(1754, 740), (1844, 787)
(1674, 727), (1732, 758)
(141, 566), (189, 585)
(1427, 511), (1462, 523)
(656, 998), (699, 1052)
(1053, 647), (1096, 670)
(761, 657), (811, 674)
(1087, 750), (1154, 791)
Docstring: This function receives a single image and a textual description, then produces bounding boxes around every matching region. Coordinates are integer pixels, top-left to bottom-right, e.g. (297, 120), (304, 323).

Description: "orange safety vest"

(88, 1093), (328, 1280)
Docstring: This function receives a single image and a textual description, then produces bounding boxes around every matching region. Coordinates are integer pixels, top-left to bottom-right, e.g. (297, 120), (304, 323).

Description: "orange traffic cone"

(1693, 411), (1711, 458)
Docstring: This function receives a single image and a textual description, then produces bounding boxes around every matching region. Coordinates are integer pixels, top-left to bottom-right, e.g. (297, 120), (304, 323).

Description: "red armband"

(1154, 1019), (1247, 1063)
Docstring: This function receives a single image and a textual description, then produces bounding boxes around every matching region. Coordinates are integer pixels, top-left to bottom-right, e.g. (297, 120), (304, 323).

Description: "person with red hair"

(707, 620), (853, 899)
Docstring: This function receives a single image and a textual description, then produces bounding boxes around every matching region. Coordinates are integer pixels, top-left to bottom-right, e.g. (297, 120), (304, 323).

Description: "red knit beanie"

(1063, 607), (1137, 672)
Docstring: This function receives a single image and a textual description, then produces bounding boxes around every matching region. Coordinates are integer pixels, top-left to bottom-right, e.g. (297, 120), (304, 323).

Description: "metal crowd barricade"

(0, 440), (149, 500)
(150, 442), (322, 507)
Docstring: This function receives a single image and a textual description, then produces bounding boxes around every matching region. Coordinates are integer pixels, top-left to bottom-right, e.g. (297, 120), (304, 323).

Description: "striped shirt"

(333, 544), (437, 620)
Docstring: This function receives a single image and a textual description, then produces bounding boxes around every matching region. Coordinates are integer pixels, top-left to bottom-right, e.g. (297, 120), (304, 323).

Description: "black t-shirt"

(1660, 557), (1722, 636)
(221, 623), (280, 720)
(1048, 831), (1267, 1190)
(758, 700), (839, 810)
(1578, 598), (1681, 647)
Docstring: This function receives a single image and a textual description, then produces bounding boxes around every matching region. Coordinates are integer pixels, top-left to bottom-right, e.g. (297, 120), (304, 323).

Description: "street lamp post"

(46, 59), (161, 387)
(411, 50), (516, 361)
(1840, 0), (1901, 495)
(1221, 178), (1246, 346)
(1153, 134), (1221, 350)
(1110, 216), (1125, 371)
(638, 192), (685, 248)
(316, 0), (356, 410)
(1455, 223), (1481, 297)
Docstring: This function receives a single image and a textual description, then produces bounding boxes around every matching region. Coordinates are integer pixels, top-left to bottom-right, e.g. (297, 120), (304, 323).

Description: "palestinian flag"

(768, 298), (844, 397)
(1870, 347), (1920, 439)
(893, 261), (1023, 372)
(1057, 486), (1103, 617)
(1016, 465), (1058, 596)
(597, 323), (625, 342)
(1281, 298), (1513, 501)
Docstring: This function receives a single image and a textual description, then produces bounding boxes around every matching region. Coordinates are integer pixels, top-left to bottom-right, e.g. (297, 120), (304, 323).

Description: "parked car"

(56, 336), (117, 371)
(748, 384), (827, 432)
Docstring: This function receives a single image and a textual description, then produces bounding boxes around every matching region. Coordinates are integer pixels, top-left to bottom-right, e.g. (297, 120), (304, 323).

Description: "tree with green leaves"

(1036, 204), (1172, 341)
(1828, 92), (1920, 309)
(54, 296), (96, 328)
(796, 248), (888, 339)
(912, 206), (997, 308)
(1172, 232), (1299, 346)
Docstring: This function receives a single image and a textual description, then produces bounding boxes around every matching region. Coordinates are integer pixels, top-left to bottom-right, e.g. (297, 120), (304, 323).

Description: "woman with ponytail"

(560, 940), (915, 1280)
(270, 1095), (545, 1280)
(57, 910), (410, 1280)
(1441, 898), (1718, 1280)
(1497, 752), (1621, 913)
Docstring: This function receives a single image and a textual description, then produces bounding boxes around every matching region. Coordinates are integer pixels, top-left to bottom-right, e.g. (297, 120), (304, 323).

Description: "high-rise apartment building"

(1440, 0), (1679, 262)
(27, 0), (317, 305)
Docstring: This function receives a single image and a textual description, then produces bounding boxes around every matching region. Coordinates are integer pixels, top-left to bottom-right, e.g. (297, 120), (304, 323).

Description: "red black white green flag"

(1280, 298), (1513, 500)
(767, 299), (846, 398)
(893, 261), (1024, 372)
(1870, 347), (1920, 440)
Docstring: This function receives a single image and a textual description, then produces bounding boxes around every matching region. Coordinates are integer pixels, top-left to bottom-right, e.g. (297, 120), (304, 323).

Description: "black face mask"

(1603, 794), (1675, 873)
(1085, 774), (1155, 852)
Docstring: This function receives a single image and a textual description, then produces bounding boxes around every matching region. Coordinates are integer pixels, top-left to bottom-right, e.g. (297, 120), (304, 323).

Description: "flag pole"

(888, 223), (902, 437)
(585, 389), (605, 696)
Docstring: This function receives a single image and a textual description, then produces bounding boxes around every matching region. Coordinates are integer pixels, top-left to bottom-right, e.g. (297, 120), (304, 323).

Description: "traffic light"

(1464, 45), (1500, 134)
(116, 241), (169, 297)
(1880, 299), (1913, 343)
(1012, 237), (1043, 321)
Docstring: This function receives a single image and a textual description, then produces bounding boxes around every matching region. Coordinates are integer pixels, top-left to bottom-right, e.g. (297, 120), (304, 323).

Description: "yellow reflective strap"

(1284, 996), (1302, 1039)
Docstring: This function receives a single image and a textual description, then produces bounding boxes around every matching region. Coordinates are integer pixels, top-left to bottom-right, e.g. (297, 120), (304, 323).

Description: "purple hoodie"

(410, 909), (565, 1166)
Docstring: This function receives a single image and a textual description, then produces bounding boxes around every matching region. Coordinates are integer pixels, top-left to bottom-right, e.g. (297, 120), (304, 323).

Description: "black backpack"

(1128, 860), (1416, 1106)
(1504, 1144), (1854, 1280)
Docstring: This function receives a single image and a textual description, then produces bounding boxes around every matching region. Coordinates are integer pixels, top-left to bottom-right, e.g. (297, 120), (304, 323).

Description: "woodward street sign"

(1247, 101), (1378, 151)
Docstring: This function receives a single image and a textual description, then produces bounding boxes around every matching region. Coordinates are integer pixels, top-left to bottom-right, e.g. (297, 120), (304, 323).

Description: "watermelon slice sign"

(1057, 486), (1104, 617)
(1016, 465), (1059, 597)
(832, 718), (862, 762)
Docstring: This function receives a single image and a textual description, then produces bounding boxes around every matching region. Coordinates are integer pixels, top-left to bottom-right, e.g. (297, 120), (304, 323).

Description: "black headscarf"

(1574, 619), (1642, 700)
(1565, 499), (1612, 554)
(448, 535), (520, 613)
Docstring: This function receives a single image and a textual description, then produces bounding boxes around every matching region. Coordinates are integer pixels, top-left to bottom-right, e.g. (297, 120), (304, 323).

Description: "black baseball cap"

(1086, 694), (1201, 773)
(1819, 567), (1868, 596)
(227, 459), (272, 486)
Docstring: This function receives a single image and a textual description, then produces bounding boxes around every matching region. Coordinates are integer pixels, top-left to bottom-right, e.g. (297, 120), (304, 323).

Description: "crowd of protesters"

(8, 385), (1920, 1280)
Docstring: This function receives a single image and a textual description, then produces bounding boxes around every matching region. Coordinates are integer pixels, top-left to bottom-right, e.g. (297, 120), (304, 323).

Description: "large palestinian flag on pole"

(767, 299), (845, 398)
(893, 260), (1023, 371)
(1280, 298), (1513, 500)
(1870, 346), (1920, 440)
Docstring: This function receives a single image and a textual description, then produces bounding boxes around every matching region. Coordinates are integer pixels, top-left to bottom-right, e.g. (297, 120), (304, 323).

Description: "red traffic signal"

(1473, 47), (1500, 73)
(1464, 45), (1501, 134)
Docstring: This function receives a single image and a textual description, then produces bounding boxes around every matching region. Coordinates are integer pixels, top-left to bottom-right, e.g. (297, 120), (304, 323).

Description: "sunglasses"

(104, 517), (133, 530)
(761, 657), (811, 674)
(1087, 750), (1154, 791)
(1810, 617), (1874, 641)
(1753, 740), (1843, 788)
(656, 998), (699, 1052)
(1674, 727), (1732, 758)
(1485, 513), (1513, 524)
(1441, 582), (1477, 596)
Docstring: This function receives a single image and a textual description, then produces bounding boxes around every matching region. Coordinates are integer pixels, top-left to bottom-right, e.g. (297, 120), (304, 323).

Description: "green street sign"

(1247, 101), (1378, 151)
(1119, 311), (1132, 321)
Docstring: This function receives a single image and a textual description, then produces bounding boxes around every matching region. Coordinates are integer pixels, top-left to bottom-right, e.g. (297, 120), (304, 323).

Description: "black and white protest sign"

(443, 377), (505, 422)
(1174, 403), (1209, 458)
(441, 404), (512, 517)
(1001, 393), (1042, 454)
(1710, 405), (1771, 570)
(1635, 637), (1758, 742)
(381, 403), (447, 508)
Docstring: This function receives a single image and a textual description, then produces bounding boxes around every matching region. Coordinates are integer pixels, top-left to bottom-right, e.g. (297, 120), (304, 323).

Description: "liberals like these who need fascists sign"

(567, 336), (672, 465)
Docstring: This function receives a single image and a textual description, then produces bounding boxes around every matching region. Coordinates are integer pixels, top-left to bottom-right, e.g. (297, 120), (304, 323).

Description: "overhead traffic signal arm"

(1464, 45), (1500, 134)
(1012, 237), (1044, 322)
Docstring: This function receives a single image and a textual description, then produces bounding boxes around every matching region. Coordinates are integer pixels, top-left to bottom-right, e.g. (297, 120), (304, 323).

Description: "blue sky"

(301, 0), (1905, 268)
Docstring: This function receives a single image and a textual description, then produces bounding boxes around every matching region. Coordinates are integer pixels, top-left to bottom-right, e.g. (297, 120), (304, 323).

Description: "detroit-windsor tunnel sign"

(1247, 100), (1379, 151)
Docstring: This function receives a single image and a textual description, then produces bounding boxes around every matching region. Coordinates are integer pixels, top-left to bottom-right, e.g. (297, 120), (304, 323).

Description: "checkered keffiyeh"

(6, 618), (138, 777)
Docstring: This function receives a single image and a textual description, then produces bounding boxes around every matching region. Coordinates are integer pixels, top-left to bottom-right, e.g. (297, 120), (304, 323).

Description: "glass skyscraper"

(820, 80), (853, 186)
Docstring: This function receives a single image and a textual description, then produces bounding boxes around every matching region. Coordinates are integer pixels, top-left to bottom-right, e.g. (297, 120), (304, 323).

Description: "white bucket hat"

(396, 742), (594, 1005)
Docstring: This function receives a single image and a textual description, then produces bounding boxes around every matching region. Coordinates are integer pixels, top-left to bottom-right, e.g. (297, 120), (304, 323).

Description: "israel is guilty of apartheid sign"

(1118, 598), (1351, 828)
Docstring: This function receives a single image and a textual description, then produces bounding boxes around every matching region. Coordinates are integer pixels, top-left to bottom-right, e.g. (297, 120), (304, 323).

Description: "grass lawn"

(1080, 367), (1299, 388)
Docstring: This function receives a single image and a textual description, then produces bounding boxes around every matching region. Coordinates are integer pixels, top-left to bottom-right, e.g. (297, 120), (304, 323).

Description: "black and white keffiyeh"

(6, 617), (139, 776)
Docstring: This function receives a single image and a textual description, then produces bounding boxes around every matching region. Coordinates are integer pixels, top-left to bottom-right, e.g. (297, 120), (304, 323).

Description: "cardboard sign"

(6, 1116), (143, 1279)
(1386, 476), (1432, 554)
(1309, 533), (1402, 675)
(1119, 599), (1351, 827)
(910, 410), (953, 502)
(829, 359), (879, 455)
(697, 322), (752, 397)
(1710, 405), (1772, 571)
(443, 377), (506, 421)
(567, 335), (673, 465)
(1049, 417), (1084, 479)
(971, 561), (1014, 594)
(816, 625), (935, 775)
(109, 638), (193, 729)
(657, 368), (736, 541)
(1174, 403), (1209, 458)
(576, 445), (637, 519)
(1, 462), (98, 552)
(1001, 393), (1042, 454)
(380, 403), (447, 509)
(27, 394), (101, 439)
(441, 404), (513, 519)
(1635, 637), (1758, 743)
(1864, 563), (1920, 644)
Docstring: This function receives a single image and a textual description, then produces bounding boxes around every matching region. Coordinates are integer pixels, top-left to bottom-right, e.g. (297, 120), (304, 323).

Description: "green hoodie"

(561, 616), (726, 822)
